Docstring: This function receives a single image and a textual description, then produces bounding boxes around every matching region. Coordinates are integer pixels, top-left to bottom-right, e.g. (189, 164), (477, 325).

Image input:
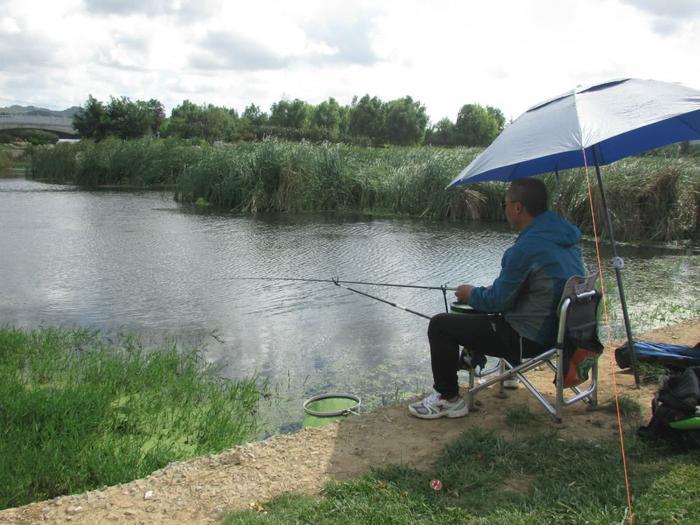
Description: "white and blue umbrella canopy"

(448, 78), (700, 187)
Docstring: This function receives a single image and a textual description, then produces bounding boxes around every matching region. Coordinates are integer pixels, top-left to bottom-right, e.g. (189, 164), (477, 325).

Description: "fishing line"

(582, 147), (635, 525)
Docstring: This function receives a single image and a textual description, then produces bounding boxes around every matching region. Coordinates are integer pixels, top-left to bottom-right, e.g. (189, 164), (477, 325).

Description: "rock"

(144, 490), (154, 500)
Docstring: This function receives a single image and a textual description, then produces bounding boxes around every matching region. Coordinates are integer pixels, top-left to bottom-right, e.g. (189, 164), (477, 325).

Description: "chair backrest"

(557, 274), (604, 389)
(557, 273), (598, 312)
(563, 290), (601, 344)
(556, 273), (600, 346)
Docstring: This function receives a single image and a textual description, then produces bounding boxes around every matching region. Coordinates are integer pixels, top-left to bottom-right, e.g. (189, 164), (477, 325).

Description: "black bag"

(639, 367), (700, 450)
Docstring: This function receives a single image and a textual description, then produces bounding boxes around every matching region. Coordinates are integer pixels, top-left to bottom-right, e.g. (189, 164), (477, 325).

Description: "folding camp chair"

(463, 274), (602, 422)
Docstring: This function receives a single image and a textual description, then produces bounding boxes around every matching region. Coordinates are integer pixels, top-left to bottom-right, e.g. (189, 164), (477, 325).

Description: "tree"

(73, 95), (166, 140)
(454, 104), (501, 146)
(166, 100), (203, 139)
(269, 99), (311, 129)
(348, 95), (385, 143)
(426, 118), (456, 146)
(383, 96), (428, 145)
(167, 100), (237, 142)
(73, 95), (108, 140)
(145, 99), (166, 136)
(310, 97), (344, 139)
(486, 105), (506, 133)
(242, 104), (268, 126)
(106, 96), (152, 139)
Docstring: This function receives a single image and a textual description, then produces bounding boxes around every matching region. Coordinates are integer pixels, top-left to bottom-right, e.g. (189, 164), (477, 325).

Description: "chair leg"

(590, 358), (599, 407)
(555, 347), (564, 421)
(467, 366), (476, 411)
(497, 359), (507, 398)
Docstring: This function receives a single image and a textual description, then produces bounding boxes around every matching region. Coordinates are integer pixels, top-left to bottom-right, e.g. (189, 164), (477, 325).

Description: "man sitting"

(409, 177), (585, 419)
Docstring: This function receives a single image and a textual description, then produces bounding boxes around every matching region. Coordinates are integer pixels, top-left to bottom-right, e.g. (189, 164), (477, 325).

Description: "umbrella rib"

(570, 87), (586, 153)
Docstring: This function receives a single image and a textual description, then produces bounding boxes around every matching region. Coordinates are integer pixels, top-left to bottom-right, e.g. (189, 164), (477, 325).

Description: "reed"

(0, 327), (263, 510)
(27, 138), (700, 242)
(0, 148), (10, 177)
(549, 157), (700, 243)
(30, 138), (206, 188)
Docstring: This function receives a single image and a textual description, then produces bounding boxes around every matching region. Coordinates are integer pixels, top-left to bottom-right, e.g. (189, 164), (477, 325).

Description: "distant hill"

(0, 105), (81, 118)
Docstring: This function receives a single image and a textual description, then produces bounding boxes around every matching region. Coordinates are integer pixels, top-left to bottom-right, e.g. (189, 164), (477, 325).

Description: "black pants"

(428, 311), (549, 398)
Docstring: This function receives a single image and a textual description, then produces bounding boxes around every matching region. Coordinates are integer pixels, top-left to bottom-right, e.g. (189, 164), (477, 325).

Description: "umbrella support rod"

(592, 146), (641, 386)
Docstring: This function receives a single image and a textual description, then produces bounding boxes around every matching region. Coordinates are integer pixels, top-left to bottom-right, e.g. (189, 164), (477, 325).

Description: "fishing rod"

(235, 276), (456, 292)
(236, 276), (454, 318)
(331, 279), (433, 320)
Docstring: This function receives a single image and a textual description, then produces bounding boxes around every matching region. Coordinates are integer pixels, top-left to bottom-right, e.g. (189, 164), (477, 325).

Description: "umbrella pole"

(592, 146), (641, 386)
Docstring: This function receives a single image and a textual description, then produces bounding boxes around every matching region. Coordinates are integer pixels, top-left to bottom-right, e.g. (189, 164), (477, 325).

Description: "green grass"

(222, 429), (700, 524)
(638, 362), (670, 386)
(0, 327), (265, 510)
(504, 404), (537, 427)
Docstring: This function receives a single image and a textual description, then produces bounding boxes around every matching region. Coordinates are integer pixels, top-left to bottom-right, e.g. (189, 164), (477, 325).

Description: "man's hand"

(454, 284), (474, 304)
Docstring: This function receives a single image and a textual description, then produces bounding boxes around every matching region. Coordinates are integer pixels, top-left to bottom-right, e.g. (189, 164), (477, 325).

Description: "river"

(1, 178), (698, 432)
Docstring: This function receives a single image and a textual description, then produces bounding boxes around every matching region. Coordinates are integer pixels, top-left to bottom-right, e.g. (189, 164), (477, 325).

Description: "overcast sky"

(1, 0), (699, 122)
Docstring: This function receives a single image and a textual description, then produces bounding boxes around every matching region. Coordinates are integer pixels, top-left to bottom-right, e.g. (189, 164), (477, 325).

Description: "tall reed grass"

(546, 157), (700, 242)
(30, 137), (206, 188)
(28, 138), (700, 242)
(0, 148), (10, 177)
(0, 327), (263, 510)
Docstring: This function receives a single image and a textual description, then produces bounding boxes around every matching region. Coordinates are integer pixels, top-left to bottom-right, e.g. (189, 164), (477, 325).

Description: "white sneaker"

(408, 391), (469, 419)
(503, 378), (519, 389)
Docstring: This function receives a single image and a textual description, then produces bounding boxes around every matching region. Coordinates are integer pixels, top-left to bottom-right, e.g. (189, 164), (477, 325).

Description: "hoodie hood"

(518, 210), (581, 248)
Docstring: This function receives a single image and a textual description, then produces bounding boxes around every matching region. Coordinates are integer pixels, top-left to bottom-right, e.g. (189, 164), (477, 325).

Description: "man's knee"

(428, 312), (452, 338)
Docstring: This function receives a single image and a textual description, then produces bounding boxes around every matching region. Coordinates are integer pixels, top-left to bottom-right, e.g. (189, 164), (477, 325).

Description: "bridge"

(0, 114), (78, 136)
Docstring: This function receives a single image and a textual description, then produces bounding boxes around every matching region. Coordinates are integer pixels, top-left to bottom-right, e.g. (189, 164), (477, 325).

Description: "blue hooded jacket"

(468, 211), (585, 345)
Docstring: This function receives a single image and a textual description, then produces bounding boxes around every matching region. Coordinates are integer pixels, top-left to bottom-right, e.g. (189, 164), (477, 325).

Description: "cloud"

(82, 0), (218, 21)
(84, 0), (173, 16)
(304, 11), (379, 66)
(620, 0), (700, 18)
(190, 32), (287, 71)
(189, 14), (379, 72)
(620, 0), (700, 35)
(1, 16), (20, 33)
(113, 32), (149, 52)
(92, 32), (150, 71)
(0, 32), (59, 70)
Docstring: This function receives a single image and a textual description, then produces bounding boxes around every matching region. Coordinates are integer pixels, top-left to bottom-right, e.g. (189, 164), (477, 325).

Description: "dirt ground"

(2, 319), (699, 525)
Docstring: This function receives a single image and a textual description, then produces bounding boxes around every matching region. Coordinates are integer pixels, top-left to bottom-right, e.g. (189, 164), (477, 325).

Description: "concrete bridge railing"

(0, 114), (78, 136)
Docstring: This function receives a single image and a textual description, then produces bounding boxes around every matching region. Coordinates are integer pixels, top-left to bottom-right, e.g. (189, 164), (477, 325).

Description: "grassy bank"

(223, 423), (700, 524)
(0, 327), (264, 510)
(28, 138), (700, 242)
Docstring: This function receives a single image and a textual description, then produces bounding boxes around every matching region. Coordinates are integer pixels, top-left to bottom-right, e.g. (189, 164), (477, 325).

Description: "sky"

(1, 0), (699, 123)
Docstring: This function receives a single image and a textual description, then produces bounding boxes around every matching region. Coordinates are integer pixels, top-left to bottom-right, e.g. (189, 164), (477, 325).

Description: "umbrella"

(448, 78), (700, 385)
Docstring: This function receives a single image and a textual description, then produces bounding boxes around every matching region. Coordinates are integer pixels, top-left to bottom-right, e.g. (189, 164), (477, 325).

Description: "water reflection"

(1, 178), (698, 432)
